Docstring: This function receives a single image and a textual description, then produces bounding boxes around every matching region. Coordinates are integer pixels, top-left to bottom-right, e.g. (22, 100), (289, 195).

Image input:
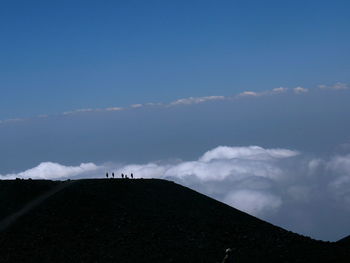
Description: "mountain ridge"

(0, 179), (348, 262)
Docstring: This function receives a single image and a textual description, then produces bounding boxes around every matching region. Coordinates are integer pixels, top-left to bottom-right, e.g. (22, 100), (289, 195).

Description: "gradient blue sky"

(1, 0), (349, 119)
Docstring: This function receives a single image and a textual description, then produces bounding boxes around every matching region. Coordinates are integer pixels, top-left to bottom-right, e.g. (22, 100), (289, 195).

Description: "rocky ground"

(0, 179), (348, 262)
(0, 179), (61, 220)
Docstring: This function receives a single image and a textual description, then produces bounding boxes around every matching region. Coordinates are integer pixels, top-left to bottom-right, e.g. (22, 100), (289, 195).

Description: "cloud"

(0, 118), (25, 124)
(271, 87), (288, 94)
(169, 96), (225, 106)
(1, 82), (348, 125)
(326, 154), (350, 174)
(224, 190), (282, 215)
(293, 86), (308, 94)
(131, 104), (143, 108)
(0, 162), (99, 180)
(332, 82), (348, 90)
(63, 107), (124, 115)
(324, 154), (350, 213)
(63, 108), (96, 115)
(237, 91), (259, 97)
(145, 102), (163, 107)
(237, 87), (289, 98)
(319, 82), (348, 90)
(199, 146), (299, 162)
(105, 107), (124, 111)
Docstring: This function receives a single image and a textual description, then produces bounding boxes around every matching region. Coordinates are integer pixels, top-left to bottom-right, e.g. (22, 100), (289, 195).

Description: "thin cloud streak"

(293, 87), (308, 94)
(0, 118), (25, 124)
(0, 82), (347, 125)
(168, 96), (225, 106)
(318, 82), (348, 90)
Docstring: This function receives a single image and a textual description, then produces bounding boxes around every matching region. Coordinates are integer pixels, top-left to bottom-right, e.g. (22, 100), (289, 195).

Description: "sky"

(1, 1), (350, 241)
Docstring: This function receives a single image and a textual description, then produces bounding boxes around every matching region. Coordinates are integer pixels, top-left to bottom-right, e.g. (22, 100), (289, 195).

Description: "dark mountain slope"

(337, 235), (350, 245)
(0, 179), (61, 220)
(0, 179), (348, 262)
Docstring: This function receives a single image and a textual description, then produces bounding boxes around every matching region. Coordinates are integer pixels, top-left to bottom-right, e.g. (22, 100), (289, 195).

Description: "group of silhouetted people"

(105, 172), (134, 179)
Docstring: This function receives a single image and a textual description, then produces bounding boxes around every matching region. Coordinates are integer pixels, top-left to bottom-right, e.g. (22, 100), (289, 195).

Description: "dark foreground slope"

(337, 235), (350, 246)
(0, 179), (61, 220)
(0, 179), (348, 263)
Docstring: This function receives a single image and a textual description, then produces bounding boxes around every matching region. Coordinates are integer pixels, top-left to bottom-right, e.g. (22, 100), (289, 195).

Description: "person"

(131, 173), (134, 179)
(121, 173), (124, 179)
(106, 172), (109, 178)
(112, 172), (115, 178)
(221, 248), (234, 263)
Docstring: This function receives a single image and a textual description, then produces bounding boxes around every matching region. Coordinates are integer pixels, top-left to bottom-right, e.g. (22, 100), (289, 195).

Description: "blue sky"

(1, 1), (350, 241)
(1, 0), (349, 119)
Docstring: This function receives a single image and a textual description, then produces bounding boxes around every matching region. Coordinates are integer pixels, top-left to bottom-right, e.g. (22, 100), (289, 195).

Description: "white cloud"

(271, 87), (288, 94)
(236, 87), (289, 98)
(145, 102), (163, 107)
(105, 107), (124, 111)
(307, 158), (323, 175)
(332, 82), (348, 90)
(293, 86), (308, 94)
(169, 96), (225, 106)
(114, 163), (166, 179)
(63, 107), (124, 115)
(199, 146), (298, 162)
(0, 162), (99, 180)
(319, 82), (348, 90)
(131, 104), (143, 108)
(224, 190), (282, 215)
(63, 108), (96, 115)
(1, 82), (348, 125)
(326, 154), (350, 174)
(237, 91), (259, 97)
(326, 154), (350, 210)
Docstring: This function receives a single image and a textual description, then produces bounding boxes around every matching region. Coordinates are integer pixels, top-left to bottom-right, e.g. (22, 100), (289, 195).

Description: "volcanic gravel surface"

(0, 179), (348, 262)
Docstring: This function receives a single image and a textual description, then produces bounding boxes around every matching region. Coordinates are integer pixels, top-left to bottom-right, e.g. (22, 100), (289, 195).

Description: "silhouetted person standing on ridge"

(221, 248), (234, 263)
(121, 173), (124, 179)
(106, 172), (109, 178)
(112, 172), (114, 178)
(131, 173), (133, 179)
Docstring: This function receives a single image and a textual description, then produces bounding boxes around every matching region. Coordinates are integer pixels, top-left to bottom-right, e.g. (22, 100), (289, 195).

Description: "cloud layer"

(0, 162), (98, 180)
(1, 82), (348, 125)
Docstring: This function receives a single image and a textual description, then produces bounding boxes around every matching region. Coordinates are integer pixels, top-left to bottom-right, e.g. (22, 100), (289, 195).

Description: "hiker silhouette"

(112, 172), (114, 178)
(106, 172), (109, 178)
(121, 173), (124, 179)
(131, 173), (133, 179)
(221, 248), (234, 263)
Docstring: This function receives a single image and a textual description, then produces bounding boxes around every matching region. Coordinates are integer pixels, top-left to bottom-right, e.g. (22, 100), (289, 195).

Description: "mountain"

(0, 179), (348, 262)
(337, 235), (350, 245)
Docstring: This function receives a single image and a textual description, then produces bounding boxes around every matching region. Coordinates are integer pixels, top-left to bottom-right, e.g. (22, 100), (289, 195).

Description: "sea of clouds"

(2, 145), (350, 241)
